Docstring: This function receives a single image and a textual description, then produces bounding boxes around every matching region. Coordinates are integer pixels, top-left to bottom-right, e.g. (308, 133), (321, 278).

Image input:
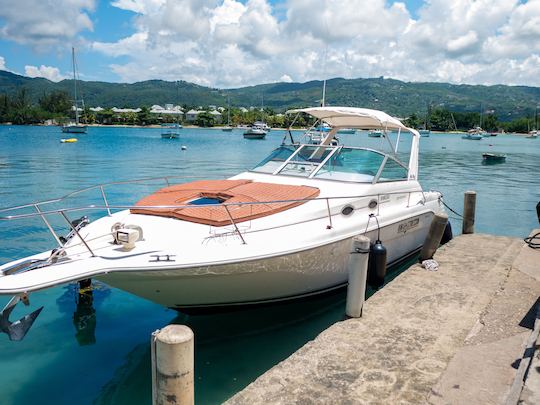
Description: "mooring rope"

(524, 231), (540, 249)
(439, 198), (463, 220)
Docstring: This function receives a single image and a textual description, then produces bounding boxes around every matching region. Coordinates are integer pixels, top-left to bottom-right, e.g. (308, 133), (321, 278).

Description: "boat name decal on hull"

(397, 217), (420, 234)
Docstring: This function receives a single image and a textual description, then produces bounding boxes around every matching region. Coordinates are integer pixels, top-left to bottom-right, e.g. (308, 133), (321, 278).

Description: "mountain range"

(1, 70), (539, 120)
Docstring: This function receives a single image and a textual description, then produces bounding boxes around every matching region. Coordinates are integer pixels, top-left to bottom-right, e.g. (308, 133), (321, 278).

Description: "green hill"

(1, 70), (539, 120)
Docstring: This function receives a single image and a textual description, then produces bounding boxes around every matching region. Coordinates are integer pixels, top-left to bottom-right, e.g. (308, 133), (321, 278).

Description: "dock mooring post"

(420, 212), (449, 261)
(346, 235), (370, 318)
(462, 191), (477, 234)
(151, 325), (194, 405)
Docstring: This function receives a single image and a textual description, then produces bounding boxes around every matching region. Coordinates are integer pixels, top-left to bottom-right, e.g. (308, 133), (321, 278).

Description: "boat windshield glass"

(314, 148), (383, 182)
(251, 138), (410, 183)
(277, 145), (335, 177)
(252, 145), (299, 173)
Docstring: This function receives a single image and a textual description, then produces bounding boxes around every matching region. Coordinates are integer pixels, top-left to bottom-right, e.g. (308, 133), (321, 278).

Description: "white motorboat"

(368, 129), (383, 137)
(243, 122), (268, 139)
(462, 127), (485, 140)
(160, 123), (181, 139)
(0, 107), (445, 335)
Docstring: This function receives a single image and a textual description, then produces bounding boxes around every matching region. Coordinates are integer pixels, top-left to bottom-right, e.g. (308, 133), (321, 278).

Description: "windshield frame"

(250, 144), (409, 184)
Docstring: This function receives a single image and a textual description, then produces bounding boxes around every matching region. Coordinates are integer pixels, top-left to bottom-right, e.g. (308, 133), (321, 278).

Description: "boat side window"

(378, 157), (408, 182)
(314, 148), (385, 182)
(252, 146), (299, 173)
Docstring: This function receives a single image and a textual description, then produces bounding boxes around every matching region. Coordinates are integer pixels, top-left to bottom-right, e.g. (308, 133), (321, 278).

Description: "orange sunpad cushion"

(131, 179), (320, 226)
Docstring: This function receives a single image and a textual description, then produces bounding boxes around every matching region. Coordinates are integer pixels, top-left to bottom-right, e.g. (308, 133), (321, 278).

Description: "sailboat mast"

(227, 94), (231, 126)
(72, 47), (79, 124)
(321, 79), (326, 107)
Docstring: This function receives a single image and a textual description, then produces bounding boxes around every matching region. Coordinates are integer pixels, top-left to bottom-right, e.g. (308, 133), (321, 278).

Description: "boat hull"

(62, 125), (87, 133)
(243, 132), (266, 139)
(98, 211), (433, 310)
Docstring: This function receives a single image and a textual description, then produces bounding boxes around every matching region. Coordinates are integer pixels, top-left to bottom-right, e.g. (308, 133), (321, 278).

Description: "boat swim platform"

(131, 179), (320, 227)
(226, 231), (540, 404)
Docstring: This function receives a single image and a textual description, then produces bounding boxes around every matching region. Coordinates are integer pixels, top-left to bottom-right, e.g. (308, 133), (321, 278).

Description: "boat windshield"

(252, 144), (408, 183)
(252, 145), (300, 173)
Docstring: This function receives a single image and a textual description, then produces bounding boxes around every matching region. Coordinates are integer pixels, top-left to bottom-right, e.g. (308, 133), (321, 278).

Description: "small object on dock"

(151, 325), (194, 405)
(346, 235), (370, 318)
(420, 212), (449, 261)
(181, 145), (187, 150)
(421, 259), (439, 271)
(462, 191), (476, 235)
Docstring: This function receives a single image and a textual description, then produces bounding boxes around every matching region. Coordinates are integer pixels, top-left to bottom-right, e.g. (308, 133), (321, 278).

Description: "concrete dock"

(226, 232), (540, 404)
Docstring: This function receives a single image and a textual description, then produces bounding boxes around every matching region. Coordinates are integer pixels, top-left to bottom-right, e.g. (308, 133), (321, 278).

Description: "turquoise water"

(0, 126), (538, 404)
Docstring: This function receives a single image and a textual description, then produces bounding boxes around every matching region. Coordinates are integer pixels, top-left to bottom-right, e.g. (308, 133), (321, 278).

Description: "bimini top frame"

(286, 106), (420, 181)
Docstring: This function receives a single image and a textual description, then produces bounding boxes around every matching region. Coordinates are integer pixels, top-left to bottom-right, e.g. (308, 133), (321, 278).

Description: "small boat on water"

(243, 122), (267, 139)
(60, 138), (78, 143)
(368, 129), (383, 137)
(526, 131), (538, 139)
(337, 128), (356, 134)
(418, 129), (430, 137)
(0, 106), (445, 335)
(482, 152), (506, 164)
(222, 95), (234, 132)
(161, 123), (181, 139)
(462, 127), (484, 140)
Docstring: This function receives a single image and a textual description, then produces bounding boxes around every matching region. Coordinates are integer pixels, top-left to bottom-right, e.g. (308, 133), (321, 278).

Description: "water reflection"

(93, 258), (414, 405)
(95, 289), (348, 405)
(56, 280), (111, 346)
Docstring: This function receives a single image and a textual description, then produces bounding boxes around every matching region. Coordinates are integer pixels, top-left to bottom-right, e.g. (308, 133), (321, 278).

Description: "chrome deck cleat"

(0, 295), (43, 341)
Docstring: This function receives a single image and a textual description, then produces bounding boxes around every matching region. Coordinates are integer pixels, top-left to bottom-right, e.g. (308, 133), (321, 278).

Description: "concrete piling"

(420, 212), (449, 261)
(151, 325), (194, 405)
(346, 235), (370, 318)
(462, 191), (476, 234)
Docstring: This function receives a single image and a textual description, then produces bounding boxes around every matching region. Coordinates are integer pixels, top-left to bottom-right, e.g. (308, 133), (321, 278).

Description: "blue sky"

(0, 1), (539, 88)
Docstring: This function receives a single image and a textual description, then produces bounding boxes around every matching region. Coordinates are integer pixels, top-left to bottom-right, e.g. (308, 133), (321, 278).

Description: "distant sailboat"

(222, 94), (233, 131)
(62, 47), (87, 134)
(527, 106), (539, 138)
(161, 81), (182, 139)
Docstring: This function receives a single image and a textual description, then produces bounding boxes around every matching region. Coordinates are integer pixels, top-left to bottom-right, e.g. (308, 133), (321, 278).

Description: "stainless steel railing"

(0, 175), (430, 259)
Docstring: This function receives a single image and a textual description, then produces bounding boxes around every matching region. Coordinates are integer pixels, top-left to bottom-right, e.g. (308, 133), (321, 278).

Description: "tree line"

(403, 107), (538, 133)
(1, 89), (537, 132)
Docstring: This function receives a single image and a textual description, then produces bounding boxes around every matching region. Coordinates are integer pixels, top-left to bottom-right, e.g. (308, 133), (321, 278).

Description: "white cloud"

(0, 56), (6, 70)
(0, 0), (95, 48)
(89, 0), (540, 87)
(24, 65), (67, 82)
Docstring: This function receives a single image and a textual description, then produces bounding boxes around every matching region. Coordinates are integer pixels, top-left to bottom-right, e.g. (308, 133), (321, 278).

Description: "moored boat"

(243, 122), (267, 139)
(161, 123), (181, 139)
(337, 128), (356, 134)
(462, 127), (484, 140)
(0, 106), (445, 338)
(62, 48), (87, 134)
(482, 152), (506, 163)
(368, 129), (383, 137)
